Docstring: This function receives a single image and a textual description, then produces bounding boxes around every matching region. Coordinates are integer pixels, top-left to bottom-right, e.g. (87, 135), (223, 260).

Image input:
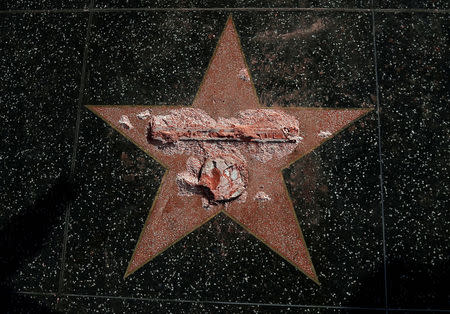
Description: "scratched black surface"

(0, 12), (86, 308)
(94, 0), (370, 9)
(373, 0), (448, 10)
(2, 1), (448, 313)
(376, 12), (449, 309)
(1, 0), (90, 10)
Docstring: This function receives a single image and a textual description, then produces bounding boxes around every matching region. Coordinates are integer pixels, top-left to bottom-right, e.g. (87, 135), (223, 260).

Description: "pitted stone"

(198, 156), (247, 201)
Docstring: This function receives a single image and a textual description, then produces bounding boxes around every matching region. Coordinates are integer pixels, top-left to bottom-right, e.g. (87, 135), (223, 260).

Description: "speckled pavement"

(1, 1), (448, 313)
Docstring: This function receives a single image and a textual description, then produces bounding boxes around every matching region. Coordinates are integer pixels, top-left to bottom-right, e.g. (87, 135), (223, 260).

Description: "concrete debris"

(238, 68), (250, 81)
(176, 154), (248, 205)
(318, 130), (332, 138)
(147, 108), (301, 162)
(148, 108), (300, 143)
(254, 191), (271, 202)
(119, 115), (133, 129)
(137, 109), (151, 120)
(198, 155), (248, 201)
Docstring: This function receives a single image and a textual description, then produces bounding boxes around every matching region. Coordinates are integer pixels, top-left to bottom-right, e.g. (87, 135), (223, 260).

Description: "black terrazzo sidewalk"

(1, 1), (448, 313)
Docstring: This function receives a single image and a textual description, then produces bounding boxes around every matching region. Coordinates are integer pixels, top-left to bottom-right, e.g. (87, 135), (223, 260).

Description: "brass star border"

(87, 15), (373, 285)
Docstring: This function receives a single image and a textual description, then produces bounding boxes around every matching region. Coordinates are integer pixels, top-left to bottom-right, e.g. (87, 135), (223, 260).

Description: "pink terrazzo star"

(88, 16), (372, 284)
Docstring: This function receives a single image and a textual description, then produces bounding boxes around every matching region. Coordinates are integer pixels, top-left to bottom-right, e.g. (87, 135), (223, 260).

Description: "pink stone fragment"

(137, 109), (151, 120)
(147, 108), (300, 143)
(118, 115), (133, 129)
(254, 191), (271, 202)
(318, 130), (332, 138)
(238, 68), (250, 81)
(198, 155), (247, 201)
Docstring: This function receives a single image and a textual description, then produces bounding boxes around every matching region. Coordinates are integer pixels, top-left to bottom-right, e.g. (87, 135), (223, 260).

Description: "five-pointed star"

(88, 16), (372, 284)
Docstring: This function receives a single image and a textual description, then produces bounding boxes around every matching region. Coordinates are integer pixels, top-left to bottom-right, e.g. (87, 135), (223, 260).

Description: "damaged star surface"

(88, 16), (372, 284)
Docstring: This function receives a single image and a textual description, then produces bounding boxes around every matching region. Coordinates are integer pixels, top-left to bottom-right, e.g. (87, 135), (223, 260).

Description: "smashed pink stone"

(254, 191), (271, 202)
(119, 115), (133, 129)
(147, 108), (300, 143)
(198, 155), (247, 201)
(238, 68), (250, 81)
(136, 109), (151, 120)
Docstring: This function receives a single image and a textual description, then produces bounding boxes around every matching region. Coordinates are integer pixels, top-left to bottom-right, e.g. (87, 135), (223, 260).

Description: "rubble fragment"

(185, 156), (202, 177)
(238, 68), (250, 81)
(254, 191), (271, 202)
(318, 130), (332, 138)
(148, 108), (300, 143)
(198, 155), (248, 201)
(119, 115), (133, 129)
(176, 172), (200, 196)
(176, 154), (248, 204)
(137, 109), (151, 120)
(146, 108), (302, 163)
